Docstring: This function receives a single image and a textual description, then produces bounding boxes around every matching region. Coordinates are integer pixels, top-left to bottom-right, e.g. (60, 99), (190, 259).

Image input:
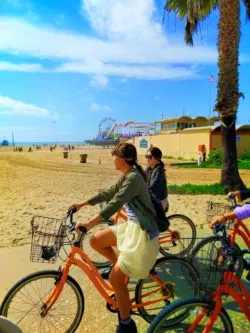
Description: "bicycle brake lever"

(69, 221), (76, 233)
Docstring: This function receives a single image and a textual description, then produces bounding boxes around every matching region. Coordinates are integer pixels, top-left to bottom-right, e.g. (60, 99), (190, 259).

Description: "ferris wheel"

(98, 118), (117, 139)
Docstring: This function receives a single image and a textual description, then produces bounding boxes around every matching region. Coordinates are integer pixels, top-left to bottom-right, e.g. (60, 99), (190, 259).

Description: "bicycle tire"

(190, 235), (244, 292)
(80, 221), (112, 268)
(135, 256), (200, 324)
(147, 296), (234, 333)
(0, 270), (84, 333)
(159, 214), (196, 257)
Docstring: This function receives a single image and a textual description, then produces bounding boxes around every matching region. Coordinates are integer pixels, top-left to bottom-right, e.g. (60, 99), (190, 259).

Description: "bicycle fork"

(40, 266), (70, 317)
(186, 298), (222, 333)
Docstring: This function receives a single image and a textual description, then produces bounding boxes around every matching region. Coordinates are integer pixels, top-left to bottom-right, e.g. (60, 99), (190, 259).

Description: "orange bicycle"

(84, 205), (197, 268)
(147, 223), (250, 333)
(0, 209), (199, 332)
(190, 195), (250, 292)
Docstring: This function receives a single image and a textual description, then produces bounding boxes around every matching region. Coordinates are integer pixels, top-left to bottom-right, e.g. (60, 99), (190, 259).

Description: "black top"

(241, 190), (250, 201)
(146, 164), (168, 203)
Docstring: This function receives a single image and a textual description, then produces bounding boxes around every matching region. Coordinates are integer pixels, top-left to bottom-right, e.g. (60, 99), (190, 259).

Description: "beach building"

(129, 116), (250, 159)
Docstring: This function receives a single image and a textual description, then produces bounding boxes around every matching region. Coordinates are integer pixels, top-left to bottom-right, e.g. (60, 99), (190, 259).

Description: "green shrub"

(168, 183), (225, 195)
(208, 149), (222, 164)
(239, 150), (250, 161)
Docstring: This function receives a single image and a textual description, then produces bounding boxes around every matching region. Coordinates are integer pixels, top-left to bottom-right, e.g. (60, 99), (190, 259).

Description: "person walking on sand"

(71, 143), (159, 333)
(145, 147), (169, 212)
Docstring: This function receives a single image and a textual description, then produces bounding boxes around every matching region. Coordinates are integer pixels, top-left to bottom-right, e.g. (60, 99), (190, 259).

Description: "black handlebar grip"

(79, 226), (87, 233)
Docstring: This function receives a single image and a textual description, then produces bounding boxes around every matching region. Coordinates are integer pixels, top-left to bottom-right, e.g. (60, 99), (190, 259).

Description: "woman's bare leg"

(109, 263), (130, 320)
(89, 228), (118, 264)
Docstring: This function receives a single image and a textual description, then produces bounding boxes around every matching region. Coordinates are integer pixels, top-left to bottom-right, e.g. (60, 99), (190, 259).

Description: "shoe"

(101, 266), (113, 280)
(116, 319), (137, 333)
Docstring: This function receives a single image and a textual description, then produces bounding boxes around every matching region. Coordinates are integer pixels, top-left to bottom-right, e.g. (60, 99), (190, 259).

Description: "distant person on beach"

(145, 147), (169, 212)
(71, 142), (159, 333)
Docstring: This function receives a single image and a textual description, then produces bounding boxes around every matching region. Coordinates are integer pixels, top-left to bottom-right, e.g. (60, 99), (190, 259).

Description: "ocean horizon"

(12, 141), (86, 147)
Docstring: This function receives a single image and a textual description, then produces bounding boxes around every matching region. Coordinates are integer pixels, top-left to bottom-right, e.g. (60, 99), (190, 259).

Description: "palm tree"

(165, 0), (250, 191)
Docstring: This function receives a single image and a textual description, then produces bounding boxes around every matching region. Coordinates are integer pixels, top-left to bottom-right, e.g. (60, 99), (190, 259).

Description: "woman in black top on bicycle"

(145, 147), (169, 212)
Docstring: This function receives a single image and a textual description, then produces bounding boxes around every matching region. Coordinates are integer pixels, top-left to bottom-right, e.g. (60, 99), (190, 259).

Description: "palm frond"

(164, 0), (219, 45)
(242, 0), (250, 19)
(185, 17), (198, 45)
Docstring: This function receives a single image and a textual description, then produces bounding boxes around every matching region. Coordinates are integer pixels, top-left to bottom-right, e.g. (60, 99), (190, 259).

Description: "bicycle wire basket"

(206, 201), (234, 230)
(189, 236), (242, 293)
(30, 215), (67, 263)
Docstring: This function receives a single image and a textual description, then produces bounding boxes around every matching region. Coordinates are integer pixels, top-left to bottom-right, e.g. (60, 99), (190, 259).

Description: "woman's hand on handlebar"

(210, 215), (226, 229)
(75, 214), (102, 232)
(228, 191), (241, 202)
(75, 220), (91, 232)
(70, 200), (89, 212)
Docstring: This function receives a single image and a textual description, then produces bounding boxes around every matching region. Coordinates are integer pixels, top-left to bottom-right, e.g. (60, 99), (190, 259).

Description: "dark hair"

(112, 142), (147, 181)
(147, 147), (164, 168)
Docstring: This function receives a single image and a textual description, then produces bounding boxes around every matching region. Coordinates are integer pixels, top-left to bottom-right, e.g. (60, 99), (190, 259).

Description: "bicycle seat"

(0, 316), (23, 333)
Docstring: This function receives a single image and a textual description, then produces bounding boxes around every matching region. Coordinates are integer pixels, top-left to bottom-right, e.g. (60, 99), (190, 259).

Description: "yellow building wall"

(130, 132), (210, 159)
(129, 129), (250, 160)
(211, 132), (250, 156)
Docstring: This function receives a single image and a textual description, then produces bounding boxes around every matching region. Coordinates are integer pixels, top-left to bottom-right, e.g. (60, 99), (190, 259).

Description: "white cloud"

(90, 103), (112, 111)
(0, 0), (228, 80)
(0, 61), (43, 72)
(0, 17), (218, 65)
(0, 96), (50, 117)
(90, 75), (109, 89)
(57, 61), (200, 80)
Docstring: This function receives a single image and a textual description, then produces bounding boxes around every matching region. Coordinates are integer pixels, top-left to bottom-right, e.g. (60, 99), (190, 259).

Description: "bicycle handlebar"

(227, 193), (237, 208)
(67, 208), (87, 234)
(213, 222), (249, 264)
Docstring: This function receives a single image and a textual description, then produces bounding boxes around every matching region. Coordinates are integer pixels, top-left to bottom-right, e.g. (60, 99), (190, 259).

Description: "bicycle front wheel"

(190, 235), (244, 292)
(160, 214), (196, 257)
(0, 270), (84, 333)
(135, 256), (199, 324)
(147, 296), (234, 333)
(80, 221), (112, 268)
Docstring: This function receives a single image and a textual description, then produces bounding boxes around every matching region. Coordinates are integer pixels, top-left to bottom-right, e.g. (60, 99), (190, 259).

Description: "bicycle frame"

(229, 218), (250, 248)
(186, 271), (250, 333)
(41, 241), (168, 316)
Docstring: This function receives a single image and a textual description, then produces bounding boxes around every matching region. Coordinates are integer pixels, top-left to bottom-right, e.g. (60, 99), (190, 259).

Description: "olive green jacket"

(88, 168), (158, 232)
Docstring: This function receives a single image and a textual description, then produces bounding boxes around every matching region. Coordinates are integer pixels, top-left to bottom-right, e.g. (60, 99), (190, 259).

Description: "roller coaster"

(85, 118), (155, 146)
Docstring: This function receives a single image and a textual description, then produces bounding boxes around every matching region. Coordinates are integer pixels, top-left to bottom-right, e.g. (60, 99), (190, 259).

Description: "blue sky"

(0, 0), (250, 142)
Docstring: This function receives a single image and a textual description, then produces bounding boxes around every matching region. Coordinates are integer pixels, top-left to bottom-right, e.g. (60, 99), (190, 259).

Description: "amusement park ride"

(85, 118), (155, 146)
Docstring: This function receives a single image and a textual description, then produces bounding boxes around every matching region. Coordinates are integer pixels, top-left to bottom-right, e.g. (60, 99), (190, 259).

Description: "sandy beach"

(0, 146), (249, 332)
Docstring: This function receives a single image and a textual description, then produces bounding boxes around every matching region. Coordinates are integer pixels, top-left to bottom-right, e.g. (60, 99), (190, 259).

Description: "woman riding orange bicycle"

(71, 142), (160, 333)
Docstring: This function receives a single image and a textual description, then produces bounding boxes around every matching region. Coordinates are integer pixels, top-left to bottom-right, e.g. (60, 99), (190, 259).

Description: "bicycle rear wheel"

(0, 270), (84, 333)
(80, 221), (112, 268)
(160, 214), (196, 257)
(135, 256), (199, 324)
(147, 296), (234, 333)
(190, 235), (244, 292)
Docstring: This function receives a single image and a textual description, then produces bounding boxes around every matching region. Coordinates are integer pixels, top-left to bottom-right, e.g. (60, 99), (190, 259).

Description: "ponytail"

(158, 160), (165, 169)
(134, 162), (147, 182)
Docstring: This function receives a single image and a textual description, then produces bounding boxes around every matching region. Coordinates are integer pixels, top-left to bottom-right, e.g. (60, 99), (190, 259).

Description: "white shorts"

(110, 220), (159, 279)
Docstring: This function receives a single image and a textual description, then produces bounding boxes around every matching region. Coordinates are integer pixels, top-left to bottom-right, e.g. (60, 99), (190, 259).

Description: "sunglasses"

(145, 155), (153, 159)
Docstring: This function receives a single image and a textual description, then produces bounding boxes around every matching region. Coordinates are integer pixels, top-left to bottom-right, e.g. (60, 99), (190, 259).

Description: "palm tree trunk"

(216, 0), (245, 191)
